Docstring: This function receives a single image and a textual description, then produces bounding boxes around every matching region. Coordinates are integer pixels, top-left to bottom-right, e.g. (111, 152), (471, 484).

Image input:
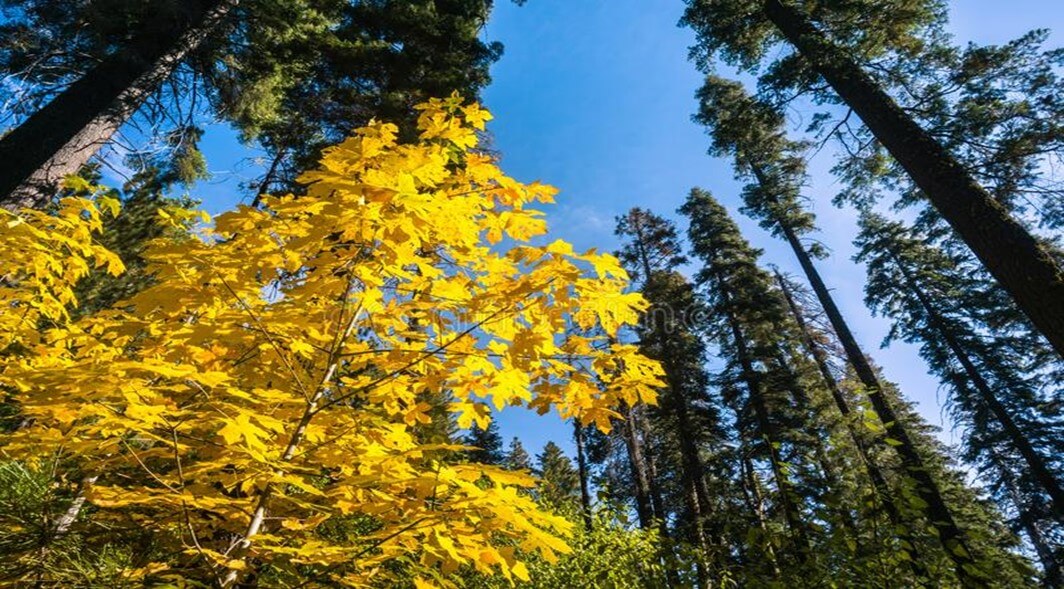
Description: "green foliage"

(0, 461), (157, 587)
(536, 442), (581, 509)
(505, 437), (533, 472)
(464, 511), (672, 589)
(0, 0), (517, 195)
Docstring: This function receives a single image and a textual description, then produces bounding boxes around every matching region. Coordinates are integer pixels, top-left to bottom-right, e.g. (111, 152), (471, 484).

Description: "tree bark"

(761, 0), (1064, 361)
(639, 412), (671, 541)
(738, 441), (783, 578)
(621, 405), (655, 530)
(892, 253), (1064, 523)
(0, 0), (239, 210)
(768, 212), (982, 584)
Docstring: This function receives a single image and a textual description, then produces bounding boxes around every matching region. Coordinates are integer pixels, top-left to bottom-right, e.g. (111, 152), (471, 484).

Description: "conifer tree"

(774, 270), (938, 579)
(679, 189), (816, 569)
(0, 0), (516, 208)
(831, 29), (1064, 231)
(692, 76), (981, 577)
(681, 0), (1064, 360)
(573, 421), (594, 531)
(504, 437), (533, 472)
(536, 442), (581, 509)
(855, 213), (1064, 552)
(0, 0), (240, 207)
(615, 208), (730, 582)
(464, 422), (505, 466)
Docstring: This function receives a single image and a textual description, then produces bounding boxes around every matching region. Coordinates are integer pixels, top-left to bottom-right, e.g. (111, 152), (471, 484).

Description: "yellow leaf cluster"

(0, 192), (123, 338)
(0, 96), (662, 586)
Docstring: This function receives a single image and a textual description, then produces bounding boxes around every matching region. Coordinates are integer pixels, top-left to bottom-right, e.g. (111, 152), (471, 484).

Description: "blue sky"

(186, 0), (1063, 461)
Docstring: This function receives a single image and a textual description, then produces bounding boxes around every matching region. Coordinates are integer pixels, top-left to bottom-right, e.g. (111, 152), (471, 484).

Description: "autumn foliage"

(0, 97), (661, 586)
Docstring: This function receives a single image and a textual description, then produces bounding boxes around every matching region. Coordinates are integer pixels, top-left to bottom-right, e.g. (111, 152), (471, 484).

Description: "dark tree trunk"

(989, 449), (1062, 588)
(718, 282), (810, 563)
(892, 253), (1064, 523)
(621, 406), (654, 530)
(738, 441), (783, 578)
(639, 413), (671, 540)
(0, 0), (239, 209)
(674, 395), (715, 535)
(761, 0), (1064, 362)
(669, 376), (716, 584)
(684, 482), (712, 589)
(769, 213), (981, 584)
(573, 420), (593, 532)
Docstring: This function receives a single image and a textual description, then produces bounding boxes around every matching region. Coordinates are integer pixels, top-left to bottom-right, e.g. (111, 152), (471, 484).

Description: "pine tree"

(504, 437), (532, 472)
(0, 0), (516, 208)
(773, 270), (932, 579)
(536, 442), (581, 509)
(679, 189), (817, 569)
(464, 421), (505, 466)
(692, 76), (980, 578)
(572, 421), (594, 532)
(0, 0), (240, 208)
(681, 0), (1064, 361)
(614, 207), (727, 580)
(832, 29), (1064, 231)
(855, 213), (1064, 567)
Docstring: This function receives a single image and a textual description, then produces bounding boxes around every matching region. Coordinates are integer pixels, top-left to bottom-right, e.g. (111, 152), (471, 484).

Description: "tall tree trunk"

(768, 211), (981, 584)
(0, 0), (239, 209)
(761, 0), (1064, 361)
(573, 420), (593, 532)
(669, 380), (716, 583)
(673, 395), (715, 538)
(775, 270), (930, 581)
(891, 253), (1064, 523)
(738, 443), (783, 579)
(988, 446), (1062, 588)
(718, 283), (810, 562)
(684, 481), (712, 589)
(621, 405), (655, 530)
(639, 412), (671, 540)
(773, 347), (859, 537)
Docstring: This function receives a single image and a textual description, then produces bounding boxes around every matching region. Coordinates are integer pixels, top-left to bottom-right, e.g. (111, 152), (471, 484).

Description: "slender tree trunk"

(892, 253), (1064, 522)
(621, 405), (654, 530)
(988, 449), (1062, 588)
(573, 420), (593, 532)
(768, 213), (981, 584)
(669, 380), (716, 583)
(251, 147), (287, 208)
(53, 475), (98, 536)
(760, 0), (1064, 360)
(0, 0), (239, 209)
(674, 395), (715, 534)
(739, 445), (783, 578)
(773, 348), (859, 537)
(639, 412), (671, 540)
(718, 283), (810, 562)
(775, 270), (930, 581)
(683, 481), (712, 589)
